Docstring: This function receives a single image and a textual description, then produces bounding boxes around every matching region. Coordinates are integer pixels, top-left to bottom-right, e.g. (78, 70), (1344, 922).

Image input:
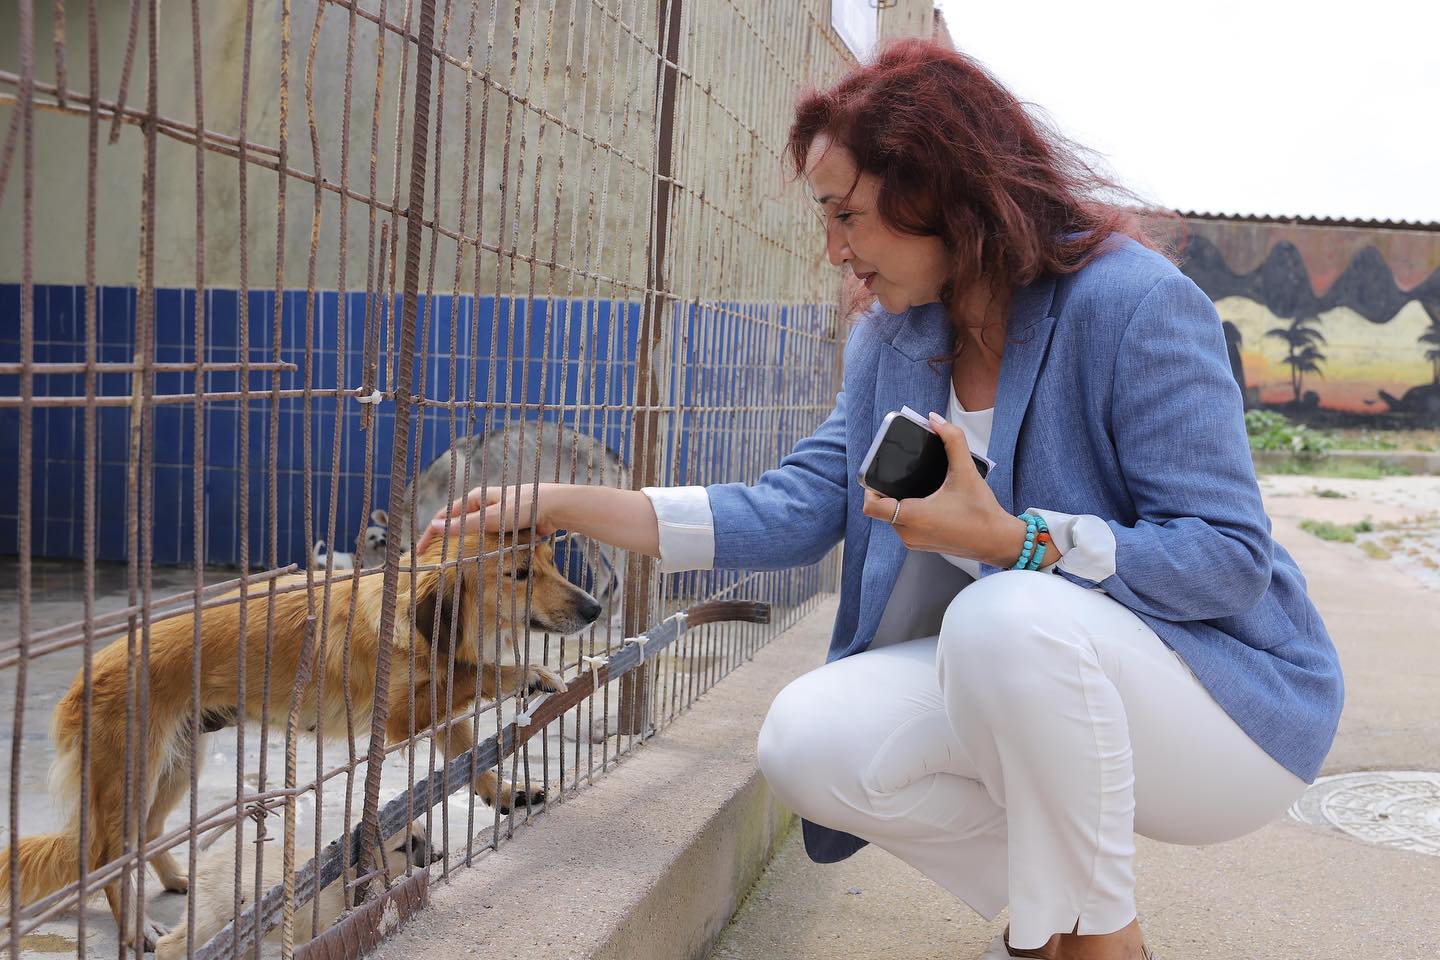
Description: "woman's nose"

(825, 220), (850, 266)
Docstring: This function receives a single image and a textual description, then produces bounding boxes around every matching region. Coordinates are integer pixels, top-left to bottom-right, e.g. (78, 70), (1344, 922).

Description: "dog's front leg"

(386, 663), (549, 814)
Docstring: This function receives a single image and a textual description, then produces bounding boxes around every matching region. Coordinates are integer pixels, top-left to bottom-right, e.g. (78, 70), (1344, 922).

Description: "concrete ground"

(708, 473), (1440, 960)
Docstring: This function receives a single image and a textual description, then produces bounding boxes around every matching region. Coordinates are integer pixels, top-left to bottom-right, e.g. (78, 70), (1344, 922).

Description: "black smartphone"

(858, 410), (988, 501)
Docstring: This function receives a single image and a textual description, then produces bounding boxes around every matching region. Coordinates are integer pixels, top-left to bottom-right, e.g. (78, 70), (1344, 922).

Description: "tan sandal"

(977, 929), (1156, 959)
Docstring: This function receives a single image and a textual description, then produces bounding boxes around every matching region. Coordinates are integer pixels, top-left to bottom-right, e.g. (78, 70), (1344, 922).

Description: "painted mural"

(1173, 216), (1440, 426)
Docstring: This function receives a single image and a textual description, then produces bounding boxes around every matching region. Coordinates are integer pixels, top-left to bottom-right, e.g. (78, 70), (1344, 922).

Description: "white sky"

(932, 0), (1440, 223)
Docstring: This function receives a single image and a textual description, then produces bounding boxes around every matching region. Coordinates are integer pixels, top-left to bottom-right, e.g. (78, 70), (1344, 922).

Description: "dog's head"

(405, 528), (602, 662)
(361, 509), (390, 566)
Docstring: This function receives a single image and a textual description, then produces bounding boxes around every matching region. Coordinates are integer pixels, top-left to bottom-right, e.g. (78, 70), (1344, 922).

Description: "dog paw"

(160, 874), (188, 894)
(476, 775), (548, 814)
(526, 664), (567, 694)
(126, 916), (169, 952)
(500, 781), (547, 814)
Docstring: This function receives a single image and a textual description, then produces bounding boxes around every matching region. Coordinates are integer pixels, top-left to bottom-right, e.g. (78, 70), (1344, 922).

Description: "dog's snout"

(578, 595), (602, 625)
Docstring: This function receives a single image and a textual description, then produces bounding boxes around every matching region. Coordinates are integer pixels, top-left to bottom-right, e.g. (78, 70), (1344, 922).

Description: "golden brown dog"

(0, 528), (599, 949)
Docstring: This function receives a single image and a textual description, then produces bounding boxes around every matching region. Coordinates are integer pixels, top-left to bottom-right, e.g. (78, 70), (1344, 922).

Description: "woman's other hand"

(860, 412), (1028, 568)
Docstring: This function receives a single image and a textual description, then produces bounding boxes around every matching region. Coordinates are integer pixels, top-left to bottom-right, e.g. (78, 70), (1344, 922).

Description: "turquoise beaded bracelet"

(1012, 512), (1050, 571)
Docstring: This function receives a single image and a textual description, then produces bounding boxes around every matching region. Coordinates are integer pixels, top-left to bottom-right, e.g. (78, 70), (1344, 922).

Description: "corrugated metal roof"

(1175, 210), (1440, 232)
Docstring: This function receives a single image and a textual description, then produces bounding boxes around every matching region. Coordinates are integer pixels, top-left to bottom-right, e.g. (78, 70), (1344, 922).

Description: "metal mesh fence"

(0, 0), (867, 956)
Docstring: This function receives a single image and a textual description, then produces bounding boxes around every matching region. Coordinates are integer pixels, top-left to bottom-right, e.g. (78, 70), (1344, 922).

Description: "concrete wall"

(1, 0), (659, 293)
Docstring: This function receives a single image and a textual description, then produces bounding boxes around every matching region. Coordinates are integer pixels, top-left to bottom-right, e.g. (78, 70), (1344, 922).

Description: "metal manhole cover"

(1288, 770), (1440, 856)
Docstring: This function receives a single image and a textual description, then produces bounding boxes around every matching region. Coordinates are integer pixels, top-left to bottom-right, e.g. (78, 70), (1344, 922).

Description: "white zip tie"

(514, 692), (549, 729)
(355, 388), (384, 405)
(580, 654), (608, 689)
(623, 635), (648, 658)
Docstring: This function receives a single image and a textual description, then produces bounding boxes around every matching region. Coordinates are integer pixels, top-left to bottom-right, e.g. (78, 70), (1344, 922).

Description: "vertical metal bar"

(6, 2), (34, 954)
(187, 1), (209, 956)
(290, 4), (327, 949)
(231, 4), (258, 957)
(258, 0), (293, 952)
(75, 2), (100, 955)
(621, 0), (684, 738)
(359, 0), (439, 903)
(125, 2), (161, 953)
(49, 0), (67, 109)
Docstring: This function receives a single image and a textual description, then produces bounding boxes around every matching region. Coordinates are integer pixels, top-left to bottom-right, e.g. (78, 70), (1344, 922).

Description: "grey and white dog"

(401, 423), (630, 625)
(311, 509), (390, 571)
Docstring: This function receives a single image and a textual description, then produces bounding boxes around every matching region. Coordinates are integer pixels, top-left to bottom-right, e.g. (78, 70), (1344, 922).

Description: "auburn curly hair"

(788, 38), (1175, 323)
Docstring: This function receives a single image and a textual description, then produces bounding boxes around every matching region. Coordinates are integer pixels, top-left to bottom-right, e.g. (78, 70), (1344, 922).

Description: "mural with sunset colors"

(1172, 215), (1440, 426)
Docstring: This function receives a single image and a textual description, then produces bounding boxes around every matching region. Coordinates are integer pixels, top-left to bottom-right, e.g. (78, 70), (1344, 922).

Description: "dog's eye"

(512, 567), (530, 581)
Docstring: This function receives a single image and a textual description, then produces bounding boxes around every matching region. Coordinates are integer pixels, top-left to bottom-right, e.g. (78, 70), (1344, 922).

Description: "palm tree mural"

(1421, 315), (1440, 386)
(1265, 314), (1326, 404)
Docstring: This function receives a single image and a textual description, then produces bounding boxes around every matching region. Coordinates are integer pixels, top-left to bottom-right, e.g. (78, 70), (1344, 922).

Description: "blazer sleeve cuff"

(1024, 508), (1117, 585)
(642, 485), (716, 572)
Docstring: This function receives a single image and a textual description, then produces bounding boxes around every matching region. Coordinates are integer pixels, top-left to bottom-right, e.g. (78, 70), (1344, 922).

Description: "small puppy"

(0, 526), (598, 949)
(154, 822), (439, 959)
(311, 510), (390, 571)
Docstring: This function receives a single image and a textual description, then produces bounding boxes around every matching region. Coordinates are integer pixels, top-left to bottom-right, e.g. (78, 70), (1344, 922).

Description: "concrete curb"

(368, 597), (837, 960)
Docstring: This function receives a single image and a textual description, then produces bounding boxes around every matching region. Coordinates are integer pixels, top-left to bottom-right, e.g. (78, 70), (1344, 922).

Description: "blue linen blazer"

(703, 237), (1344, 864)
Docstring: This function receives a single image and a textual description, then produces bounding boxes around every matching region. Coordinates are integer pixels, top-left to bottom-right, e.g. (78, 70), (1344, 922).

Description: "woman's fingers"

(861, 487), (901, 523)
(926, 412), (980, 481)
(416, 486), (532, 554)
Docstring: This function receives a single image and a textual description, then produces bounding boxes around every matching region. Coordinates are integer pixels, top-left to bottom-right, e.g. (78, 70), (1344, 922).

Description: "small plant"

(1331, 431), (1399, 451)
(1245, 410), (1335, 463)
(1299, 518), (1374, 543)
(1359, 541), (1392, 560)
(1311, 488), (1346, 499)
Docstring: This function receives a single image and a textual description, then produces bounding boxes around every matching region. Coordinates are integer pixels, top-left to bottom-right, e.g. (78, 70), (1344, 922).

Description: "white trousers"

(757, 571), (1306, 950)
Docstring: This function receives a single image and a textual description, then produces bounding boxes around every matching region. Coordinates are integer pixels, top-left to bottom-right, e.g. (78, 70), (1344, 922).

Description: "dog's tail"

(0, 832), (82, 908)
(0, 708), (90, 909)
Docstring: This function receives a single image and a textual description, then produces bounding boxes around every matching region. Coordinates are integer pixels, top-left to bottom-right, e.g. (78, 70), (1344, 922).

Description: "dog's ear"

(371, 508), (390, 528)
(411, 566), (462, 655)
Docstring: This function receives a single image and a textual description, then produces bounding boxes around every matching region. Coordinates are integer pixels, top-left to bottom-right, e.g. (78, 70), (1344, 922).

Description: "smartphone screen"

(862, 415), (950, 500)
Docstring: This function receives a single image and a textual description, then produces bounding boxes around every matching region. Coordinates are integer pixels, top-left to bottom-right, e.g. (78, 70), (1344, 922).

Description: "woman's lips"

(858, 271), (877, 290)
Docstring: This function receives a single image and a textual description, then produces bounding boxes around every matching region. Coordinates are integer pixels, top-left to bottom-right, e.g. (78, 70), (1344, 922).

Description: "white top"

(941, 385), (996, 579)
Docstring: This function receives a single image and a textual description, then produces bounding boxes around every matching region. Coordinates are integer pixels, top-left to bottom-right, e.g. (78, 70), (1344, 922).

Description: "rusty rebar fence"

(0, 1), (861, 957)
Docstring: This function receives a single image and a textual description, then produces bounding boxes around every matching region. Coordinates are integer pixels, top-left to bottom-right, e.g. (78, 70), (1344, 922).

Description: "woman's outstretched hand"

(414, 483), (557, 555)
(860, 412), (1027, 568)
(412, 482), (663, 560)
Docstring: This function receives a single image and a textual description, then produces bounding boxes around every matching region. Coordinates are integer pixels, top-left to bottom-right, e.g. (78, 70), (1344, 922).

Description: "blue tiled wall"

(1, 284), (829, 569)
(1, 285), (649, 567)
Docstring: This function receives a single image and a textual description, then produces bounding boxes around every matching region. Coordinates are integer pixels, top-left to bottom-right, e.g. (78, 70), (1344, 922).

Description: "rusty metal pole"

(620, 0), (683, 737)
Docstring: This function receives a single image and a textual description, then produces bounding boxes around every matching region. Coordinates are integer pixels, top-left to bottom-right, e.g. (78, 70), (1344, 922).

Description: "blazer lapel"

(985, 276), (1059, 515)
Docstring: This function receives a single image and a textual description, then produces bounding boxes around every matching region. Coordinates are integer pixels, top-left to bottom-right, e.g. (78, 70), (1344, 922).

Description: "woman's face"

(804, 136), (950, 316)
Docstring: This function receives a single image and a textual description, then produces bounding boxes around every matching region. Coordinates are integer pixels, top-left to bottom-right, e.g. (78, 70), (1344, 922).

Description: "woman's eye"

(835, 212), (854, 223)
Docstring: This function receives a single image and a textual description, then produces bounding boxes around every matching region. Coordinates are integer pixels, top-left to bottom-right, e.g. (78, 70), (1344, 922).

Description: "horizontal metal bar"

(0, 360), (298, 374)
